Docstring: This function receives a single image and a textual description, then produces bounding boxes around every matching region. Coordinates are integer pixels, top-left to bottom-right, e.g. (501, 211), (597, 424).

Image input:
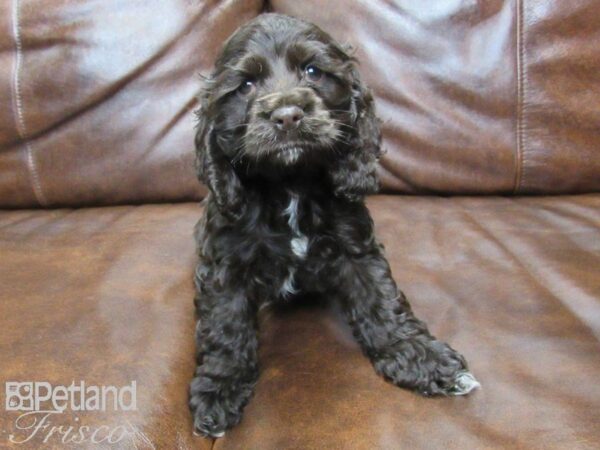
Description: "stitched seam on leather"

(514, 0), (525, 194)
(11, 0), (48, 207)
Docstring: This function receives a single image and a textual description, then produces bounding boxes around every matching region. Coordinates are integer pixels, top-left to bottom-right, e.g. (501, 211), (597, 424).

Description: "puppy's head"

(196, 14), (381, 218)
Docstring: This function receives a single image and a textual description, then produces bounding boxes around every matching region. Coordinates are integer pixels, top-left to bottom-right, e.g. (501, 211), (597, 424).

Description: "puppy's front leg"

(337, 248), (479, 396)
(190, 267), (258, 438)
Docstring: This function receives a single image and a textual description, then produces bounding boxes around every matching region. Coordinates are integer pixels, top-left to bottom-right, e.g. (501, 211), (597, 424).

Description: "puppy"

(190, 13), (479, 438)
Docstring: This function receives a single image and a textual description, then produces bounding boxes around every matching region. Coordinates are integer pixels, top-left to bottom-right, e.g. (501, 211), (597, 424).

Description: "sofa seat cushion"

(1, 195), (599, 449)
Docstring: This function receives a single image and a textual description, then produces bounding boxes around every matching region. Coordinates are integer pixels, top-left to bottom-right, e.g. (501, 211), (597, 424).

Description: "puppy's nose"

(270, 105), (304, 131)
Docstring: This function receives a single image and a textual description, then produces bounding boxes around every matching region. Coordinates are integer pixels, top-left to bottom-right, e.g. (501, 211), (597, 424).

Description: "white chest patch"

(291, 236), (308, 257)
(279, 193), (309, 298)
(283, 193), (308, 259)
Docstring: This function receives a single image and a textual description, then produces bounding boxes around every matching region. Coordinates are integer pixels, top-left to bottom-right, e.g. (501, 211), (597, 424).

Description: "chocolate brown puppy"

(190, 13), (479, 438)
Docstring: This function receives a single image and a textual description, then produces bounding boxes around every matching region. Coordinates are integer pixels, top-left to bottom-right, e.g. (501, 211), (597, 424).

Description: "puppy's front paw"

(189, 391), (230, 438)
(372, 338), (480, 396)
(189, 376), (254, 438)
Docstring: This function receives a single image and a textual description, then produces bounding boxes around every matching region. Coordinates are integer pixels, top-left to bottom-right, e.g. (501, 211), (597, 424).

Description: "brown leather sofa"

(1, 1), (599, 449)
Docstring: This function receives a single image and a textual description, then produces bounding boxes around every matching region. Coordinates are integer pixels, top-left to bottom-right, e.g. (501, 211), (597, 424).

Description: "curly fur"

(190, 14), (479, 438)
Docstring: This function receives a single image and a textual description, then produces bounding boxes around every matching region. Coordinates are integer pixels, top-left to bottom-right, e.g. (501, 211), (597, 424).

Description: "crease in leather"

(10, 0), (47, 207)
(151, 95), (198, 149)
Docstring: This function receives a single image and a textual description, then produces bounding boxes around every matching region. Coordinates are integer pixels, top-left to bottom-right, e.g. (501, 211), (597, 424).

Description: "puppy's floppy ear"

(330, 63), (382, 202)
(195, 83), (244, 220)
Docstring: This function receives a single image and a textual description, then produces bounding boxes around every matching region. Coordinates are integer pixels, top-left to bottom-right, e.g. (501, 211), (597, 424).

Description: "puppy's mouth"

(242, 117), (340, 167)
(273, 142), (307, 164)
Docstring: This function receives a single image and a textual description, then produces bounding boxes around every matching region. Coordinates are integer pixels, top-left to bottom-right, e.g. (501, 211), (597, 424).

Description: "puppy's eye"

(238, 79), (255, 95)
(304, 65), (323, 82)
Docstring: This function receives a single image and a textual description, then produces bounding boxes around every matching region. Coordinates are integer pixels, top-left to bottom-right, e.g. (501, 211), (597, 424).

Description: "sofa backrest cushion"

(1, 0), (599, 207)
(0, 0), (262, 207)
(271, 0), (600, 195)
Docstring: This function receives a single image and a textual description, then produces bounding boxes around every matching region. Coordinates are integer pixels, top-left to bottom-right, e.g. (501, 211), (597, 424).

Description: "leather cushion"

(0, 0), (262, 208)
(2, 1), (600, 207)
(1, 195), (599, 448)
(271, 0), (600, 195)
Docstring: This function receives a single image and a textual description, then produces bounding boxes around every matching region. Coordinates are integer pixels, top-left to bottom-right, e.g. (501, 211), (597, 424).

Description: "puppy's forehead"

(219, 14), (333, 67)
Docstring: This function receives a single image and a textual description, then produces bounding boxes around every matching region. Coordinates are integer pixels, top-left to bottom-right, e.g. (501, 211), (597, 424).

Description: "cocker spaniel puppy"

(190, 13), (479, 438)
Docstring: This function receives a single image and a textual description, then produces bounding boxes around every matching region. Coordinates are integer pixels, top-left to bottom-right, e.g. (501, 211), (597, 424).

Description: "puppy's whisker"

(333, 123), (356, 132)
(327, 109), (354, 114)
(217, 123), (251, 133)
(328, 119), (356, 130)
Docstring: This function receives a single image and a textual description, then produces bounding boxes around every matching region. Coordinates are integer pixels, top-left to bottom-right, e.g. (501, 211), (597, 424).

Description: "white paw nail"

(192, 429), (225, 438)
(451, 371), (481, 395)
